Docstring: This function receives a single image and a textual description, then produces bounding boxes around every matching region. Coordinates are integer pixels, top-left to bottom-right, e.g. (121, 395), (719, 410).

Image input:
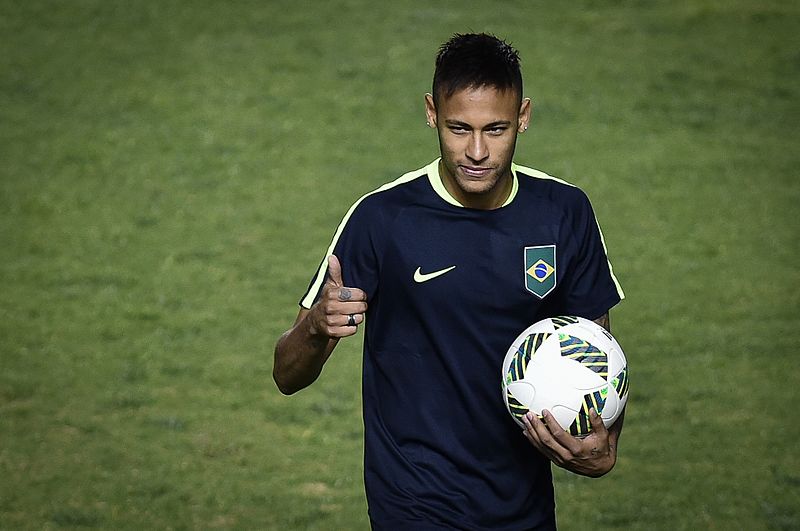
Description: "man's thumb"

(327, 255), (344, 287)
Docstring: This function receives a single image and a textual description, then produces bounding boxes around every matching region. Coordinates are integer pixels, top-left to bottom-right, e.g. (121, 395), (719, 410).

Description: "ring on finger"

(347, 314), (357, 327)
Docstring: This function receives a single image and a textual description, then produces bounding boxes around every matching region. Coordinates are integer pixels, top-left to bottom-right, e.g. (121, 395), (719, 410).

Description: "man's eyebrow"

(443, 119), (512, 128)
(484, 120), (512, 128)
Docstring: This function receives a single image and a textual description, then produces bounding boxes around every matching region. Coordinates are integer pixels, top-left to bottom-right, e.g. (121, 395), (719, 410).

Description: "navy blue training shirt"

(301, 159), (624, 530)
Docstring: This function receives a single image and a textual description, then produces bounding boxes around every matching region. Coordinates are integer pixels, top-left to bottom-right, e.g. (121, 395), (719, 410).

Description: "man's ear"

(424, 93), (437, 128)
(518, 97), (532, 133)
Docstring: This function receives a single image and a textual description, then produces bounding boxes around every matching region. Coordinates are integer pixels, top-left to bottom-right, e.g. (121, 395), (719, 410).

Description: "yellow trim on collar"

(427, 158), (519, 208)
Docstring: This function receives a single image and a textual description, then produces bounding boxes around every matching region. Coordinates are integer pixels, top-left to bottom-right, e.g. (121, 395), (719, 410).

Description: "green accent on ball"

(613, 366), (630, 397)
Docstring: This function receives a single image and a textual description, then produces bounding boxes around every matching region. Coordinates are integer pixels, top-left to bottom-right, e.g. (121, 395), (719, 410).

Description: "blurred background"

(1, 1), (798, 529)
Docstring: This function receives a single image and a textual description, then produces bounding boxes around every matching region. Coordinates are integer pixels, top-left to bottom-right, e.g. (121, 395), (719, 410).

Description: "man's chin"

(454, 174), (500, 195)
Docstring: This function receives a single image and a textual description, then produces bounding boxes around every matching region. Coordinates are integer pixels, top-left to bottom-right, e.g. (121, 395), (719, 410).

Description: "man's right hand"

(273, 255), (367, 394)
(306, 255), (368, 338)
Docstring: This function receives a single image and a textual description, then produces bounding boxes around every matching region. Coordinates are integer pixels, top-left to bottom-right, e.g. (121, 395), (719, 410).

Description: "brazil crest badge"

(524, 245), (556, 298)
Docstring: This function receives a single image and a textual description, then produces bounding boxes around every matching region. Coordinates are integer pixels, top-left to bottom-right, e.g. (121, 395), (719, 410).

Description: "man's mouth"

(460, 165), (492, 178)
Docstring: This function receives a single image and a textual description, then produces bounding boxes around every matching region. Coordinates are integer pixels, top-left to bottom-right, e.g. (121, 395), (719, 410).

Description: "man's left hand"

(522, 408), (616, 477)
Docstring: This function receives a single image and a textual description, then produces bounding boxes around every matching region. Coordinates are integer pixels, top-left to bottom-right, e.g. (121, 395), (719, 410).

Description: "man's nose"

(466, 133), (488, 162)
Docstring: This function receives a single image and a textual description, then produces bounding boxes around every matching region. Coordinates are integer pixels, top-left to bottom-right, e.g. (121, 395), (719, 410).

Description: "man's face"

(425, 85), (531, 209)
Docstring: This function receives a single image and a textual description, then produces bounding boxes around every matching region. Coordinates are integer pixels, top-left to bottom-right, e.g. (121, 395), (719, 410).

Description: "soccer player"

(274, 33), (625, 530)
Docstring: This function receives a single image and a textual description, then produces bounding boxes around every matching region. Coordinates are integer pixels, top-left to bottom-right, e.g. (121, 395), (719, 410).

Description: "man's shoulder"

(351, 161), (435, 211)
(513, 163), (592, 209)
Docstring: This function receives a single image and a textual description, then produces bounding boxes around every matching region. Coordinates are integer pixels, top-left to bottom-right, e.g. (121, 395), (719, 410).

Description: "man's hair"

(432, 33), (522, 106)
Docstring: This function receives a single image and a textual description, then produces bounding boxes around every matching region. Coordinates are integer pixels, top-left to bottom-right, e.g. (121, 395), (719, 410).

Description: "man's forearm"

(274, 260), (367, 395)
(273, 313), (336, 395)
(593, 312), (610, 332)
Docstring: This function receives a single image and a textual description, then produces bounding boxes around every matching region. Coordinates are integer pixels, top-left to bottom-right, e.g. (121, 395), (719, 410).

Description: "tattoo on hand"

(339, 288), (352, 301)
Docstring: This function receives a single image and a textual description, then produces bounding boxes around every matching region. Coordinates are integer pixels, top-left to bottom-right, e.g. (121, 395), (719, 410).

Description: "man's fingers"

(324, 300), (368, 317)
(327, 287), (368, 304)
(343, 313), (364, 327)
(588, 408), (608, 435)
(523, 412), (551, 447)
(344, 301), (369, 313)
(327, 255), (344, 287)
(541, 409), (581, 454)
(315, 312), (364, 337)
(320, 301), (366, 329)
(327, 312), (362, 328)
(521, 408), (616, 476)
(313, 255), (369, 337)
(334, 312), (364, 335)
(524, 411), (575, 464)
(323, 256), (367, 302)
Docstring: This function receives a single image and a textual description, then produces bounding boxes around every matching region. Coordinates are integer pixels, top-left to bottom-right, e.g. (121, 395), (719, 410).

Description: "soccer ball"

(501, 316), (629, 437)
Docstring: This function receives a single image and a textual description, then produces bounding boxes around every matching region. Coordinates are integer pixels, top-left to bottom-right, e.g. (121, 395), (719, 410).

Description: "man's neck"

(439, 162), (514, 210)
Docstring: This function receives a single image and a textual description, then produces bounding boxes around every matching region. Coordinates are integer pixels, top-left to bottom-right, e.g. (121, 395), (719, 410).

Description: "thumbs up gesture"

(308, 255), (368, 338)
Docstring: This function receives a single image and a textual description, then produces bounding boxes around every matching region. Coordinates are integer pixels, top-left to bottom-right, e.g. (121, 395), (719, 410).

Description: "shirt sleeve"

(299, 195), (382, 309)
(557, 188), (624, 319)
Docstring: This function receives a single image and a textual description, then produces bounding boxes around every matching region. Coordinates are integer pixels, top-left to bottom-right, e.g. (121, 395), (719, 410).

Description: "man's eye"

(450, 127), (468, 134)
(487, 127), (507, 135)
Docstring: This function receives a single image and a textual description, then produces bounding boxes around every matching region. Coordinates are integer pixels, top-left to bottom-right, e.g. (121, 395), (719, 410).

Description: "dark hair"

(432, 33), (522, 105)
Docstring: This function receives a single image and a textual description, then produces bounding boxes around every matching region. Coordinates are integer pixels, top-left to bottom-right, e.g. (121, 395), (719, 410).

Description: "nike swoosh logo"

(414, 265), (456, 283)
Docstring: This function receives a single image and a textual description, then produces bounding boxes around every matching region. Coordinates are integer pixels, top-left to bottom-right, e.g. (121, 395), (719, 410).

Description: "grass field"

(1, 1), (799, 529)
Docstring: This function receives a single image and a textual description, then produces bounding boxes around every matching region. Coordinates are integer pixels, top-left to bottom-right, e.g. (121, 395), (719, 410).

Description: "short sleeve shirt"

(301, 159), (624, 530)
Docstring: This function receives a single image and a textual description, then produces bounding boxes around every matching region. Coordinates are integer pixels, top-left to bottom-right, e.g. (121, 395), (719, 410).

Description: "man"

(274, 33), (625, 530)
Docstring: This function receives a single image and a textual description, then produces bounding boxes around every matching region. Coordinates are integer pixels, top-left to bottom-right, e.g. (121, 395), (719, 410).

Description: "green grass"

(2, 1), (799, 529)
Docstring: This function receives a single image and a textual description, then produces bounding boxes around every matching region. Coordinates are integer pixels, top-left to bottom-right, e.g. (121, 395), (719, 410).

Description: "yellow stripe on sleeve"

(299, 163), (432, 309)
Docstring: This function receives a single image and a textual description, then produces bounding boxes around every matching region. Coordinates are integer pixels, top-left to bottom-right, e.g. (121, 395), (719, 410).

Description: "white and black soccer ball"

(501, 316), (629, 437)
